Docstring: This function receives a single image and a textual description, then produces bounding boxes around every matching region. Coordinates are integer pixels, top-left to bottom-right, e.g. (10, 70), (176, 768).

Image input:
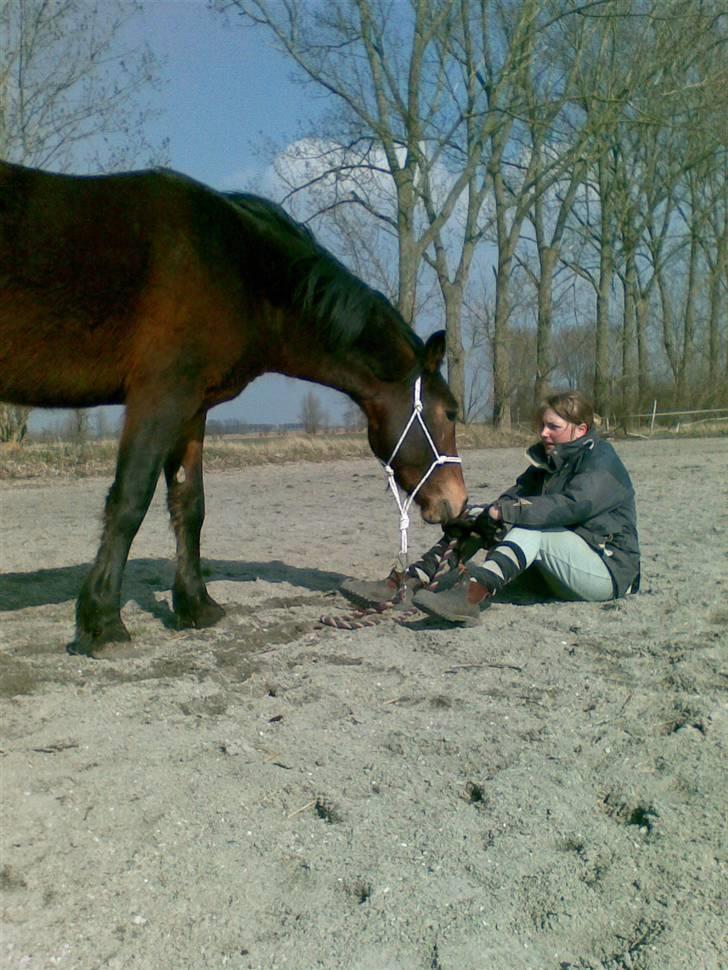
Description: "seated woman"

(340, 390), (640, 626)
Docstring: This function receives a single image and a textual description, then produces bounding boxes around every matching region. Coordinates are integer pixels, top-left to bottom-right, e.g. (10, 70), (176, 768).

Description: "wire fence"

(625, 404), (728, 434)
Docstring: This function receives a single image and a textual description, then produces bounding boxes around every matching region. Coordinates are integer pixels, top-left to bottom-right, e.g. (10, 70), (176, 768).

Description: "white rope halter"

(382, 376), (462, 565)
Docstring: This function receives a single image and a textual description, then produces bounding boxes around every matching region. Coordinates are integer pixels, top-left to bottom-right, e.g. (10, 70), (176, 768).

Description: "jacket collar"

(526, 428), (598, 471)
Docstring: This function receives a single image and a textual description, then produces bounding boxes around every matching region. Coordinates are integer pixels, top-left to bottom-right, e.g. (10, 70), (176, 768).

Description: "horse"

(0, 161), (467, 656)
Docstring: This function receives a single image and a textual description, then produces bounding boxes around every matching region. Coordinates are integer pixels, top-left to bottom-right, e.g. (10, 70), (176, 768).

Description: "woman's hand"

(488, 504), (502, 523)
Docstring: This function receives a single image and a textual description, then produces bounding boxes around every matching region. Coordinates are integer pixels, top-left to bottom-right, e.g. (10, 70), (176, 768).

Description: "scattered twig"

(445, 662), (523, 673)
(287, 800), (316, 819)
(262, 751), (292, 768)
(30, 741), (79, 753)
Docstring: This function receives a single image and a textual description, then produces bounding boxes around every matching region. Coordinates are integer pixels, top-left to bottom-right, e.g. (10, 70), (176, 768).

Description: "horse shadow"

(0, 558), (348, 629)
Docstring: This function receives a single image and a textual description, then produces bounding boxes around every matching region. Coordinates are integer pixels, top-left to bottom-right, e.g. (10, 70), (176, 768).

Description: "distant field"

(1, 421), (724, 480)
(0, 426), (531, 480)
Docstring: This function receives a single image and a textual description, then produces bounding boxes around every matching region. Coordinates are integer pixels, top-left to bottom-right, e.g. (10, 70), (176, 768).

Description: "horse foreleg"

(69, 400), (189, 657)
(164, 413), (225, 630)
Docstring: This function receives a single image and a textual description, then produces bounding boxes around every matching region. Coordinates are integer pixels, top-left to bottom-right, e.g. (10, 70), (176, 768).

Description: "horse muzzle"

(415, 467), (468, 525)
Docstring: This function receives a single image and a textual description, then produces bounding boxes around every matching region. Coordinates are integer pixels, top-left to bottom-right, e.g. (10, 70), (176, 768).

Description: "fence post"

(649, 400), (657, 435)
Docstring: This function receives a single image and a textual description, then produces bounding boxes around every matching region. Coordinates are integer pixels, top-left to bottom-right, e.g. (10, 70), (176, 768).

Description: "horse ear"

(423, 330), (447, 373)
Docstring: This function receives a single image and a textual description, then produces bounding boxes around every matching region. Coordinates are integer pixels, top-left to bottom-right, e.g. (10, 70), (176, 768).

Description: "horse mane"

(222, 191), (421, 370)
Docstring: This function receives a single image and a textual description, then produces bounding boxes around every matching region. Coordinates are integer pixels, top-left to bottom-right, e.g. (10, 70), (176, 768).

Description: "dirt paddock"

(1, 437), (726, 970)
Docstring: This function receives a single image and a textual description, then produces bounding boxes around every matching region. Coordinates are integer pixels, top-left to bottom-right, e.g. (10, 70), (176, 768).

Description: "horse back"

(0, 163), (258, 409)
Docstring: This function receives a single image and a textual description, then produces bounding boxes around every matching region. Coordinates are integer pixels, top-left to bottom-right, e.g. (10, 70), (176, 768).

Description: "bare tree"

(700, 163), (728, 402)
(0, 0), (164, 171)
(565, 0), (727, 417)
(343, 399), (367, 432)
(0, 404), (30, 443)
(223, 0), (728, 424)
(299, 391), (327, 434)
(461, 0), (727, 425)
(218, 1), (602, 423)
(219, 0), (464, 326)
(220, 1), (548, 417)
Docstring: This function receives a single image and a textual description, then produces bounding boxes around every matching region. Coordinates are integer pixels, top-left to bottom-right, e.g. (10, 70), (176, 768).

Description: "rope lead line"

(382, 376), (462, 566)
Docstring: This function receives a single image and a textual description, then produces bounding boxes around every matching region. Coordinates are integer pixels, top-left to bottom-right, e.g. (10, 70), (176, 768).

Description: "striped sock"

(469, 540), (527, 593)
(407, 534), (459, 584)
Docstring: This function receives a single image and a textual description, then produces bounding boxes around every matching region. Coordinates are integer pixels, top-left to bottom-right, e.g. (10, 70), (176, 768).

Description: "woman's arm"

(498, 448), (632, 530)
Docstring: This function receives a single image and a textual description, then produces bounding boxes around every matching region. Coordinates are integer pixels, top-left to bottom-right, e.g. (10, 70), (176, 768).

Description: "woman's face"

(539, 407), (588, 453)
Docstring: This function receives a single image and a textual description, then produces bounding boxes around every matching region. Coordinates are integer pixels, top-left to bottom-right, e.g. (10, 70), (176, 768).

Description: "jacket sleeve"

(498, 465), (542, 501)
(498, 447), (632, 530)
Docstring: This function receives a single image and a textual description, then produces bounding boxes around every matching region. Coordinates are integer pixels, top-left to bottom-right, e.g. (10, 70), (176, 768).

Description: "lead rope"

(318, 535), (462, 630)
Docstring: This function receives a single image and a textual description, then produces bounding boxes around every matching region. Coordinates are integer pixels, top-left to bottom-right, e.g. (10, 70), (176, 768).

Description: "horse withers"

(0, 162), (467, 656)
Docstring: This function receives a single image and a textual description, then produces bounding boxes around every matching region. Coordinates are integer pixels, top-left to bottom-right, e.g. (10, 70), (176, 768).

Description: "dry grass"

(623, 418), (728, 439)
(0, 440), (121, 481)
(0, 428), (521, 481)
(203, 432), (373, 470)
(2, 420), (724, 481)
(0, 433), (375, 481)
(456, 423), (534, 450)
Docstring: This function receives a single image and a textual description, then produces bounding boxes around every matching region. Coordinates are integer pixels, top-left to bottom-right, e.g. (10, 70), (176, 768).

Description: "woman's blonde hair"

(534, 390), (594, 430)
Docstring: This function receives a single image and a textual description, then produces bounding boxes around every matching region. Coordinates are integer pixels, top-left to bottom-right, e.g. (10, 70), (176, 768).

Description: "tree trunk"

(634, 286), (651, 411)
(534, 245), (558, 405)
(706, 207), (727, 402)
(492, 254), (512, 430)
(393, 174), (419, 326)
(656, 262), (679, 389)
(594, 242), (613, 419)
(441, 281), (466, 422)
(620, 251), (638, 426)
(0, 405), (31, 443)
(593, 155), (613, 419)
(677, 223), (700, 405)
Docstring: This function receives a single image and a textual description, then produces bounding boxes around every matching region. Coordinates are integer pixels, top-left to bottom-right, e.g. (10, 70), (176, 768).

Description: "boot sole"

(340, 577), (417, 612)
(413, 590), (492, 626)
(414, 599), (481, 626)
(341, 592), (394, 610)
(339, 583), (404, 611)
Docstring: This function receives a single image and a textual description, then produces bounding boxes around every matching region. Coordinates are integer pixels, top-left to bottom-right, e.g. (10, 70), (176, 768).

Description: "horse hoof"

(175, 596), (226, 630)
(67, 620), (132, 657)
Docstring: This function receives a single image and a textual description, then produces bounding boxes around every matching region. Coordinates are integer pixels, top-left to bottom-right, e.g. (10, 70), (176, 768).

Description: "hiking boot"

(339, 572), (420, 610)
(413, 570), (493, 625)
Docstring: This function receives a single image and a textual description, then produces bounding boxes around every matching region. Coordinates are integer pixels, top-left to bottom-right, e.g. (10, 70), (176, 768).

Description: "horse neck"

(269, 295), (418, 406)
(273, 344), (381, 408)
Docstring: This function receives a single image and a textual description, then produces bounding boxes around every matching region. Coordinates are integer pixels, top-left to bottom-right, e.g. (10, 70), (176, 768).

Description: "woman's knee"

(537, 544), (613, 601)
(500, 526), (545, 562)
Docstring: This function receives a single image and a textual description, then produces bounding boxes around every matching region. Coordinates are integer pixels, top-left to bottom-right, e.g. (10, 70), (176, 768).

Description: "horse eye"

(446, 409), (458, 423)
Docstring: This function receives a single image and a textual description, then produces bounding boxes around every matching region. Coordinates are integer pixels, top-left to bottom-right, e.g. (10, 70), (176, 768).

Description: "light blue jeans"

(495, 526), (615, 601)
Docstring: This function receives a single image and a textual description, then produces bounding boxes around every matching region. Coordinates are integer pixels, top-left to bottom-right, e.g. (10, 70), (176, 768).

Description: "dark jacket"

(496, 430), (640, 597)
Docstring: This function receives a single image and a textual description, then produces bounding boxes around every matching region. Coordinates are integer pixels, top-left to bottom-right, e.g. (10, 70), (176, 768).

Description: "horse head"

(364, 331), (468, 525)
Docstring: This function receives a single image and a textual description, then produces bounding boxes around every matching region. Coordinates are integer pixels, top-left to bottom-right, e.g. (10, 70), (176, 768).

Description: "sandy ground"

(0, 436), (726, 970)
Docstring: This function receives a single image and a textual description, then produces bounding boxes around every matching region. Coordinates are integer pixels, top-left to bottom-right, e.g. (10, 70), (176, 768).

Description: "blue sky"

(132, 1), (353, 428)
(36, 0), (350, 432)
(126, 1), (311, 190)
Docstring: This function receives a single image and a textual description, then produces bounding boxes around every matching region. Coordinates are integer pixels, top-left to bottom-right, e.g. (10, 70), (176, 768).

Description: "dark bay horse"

(0, 161), (467, 656)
